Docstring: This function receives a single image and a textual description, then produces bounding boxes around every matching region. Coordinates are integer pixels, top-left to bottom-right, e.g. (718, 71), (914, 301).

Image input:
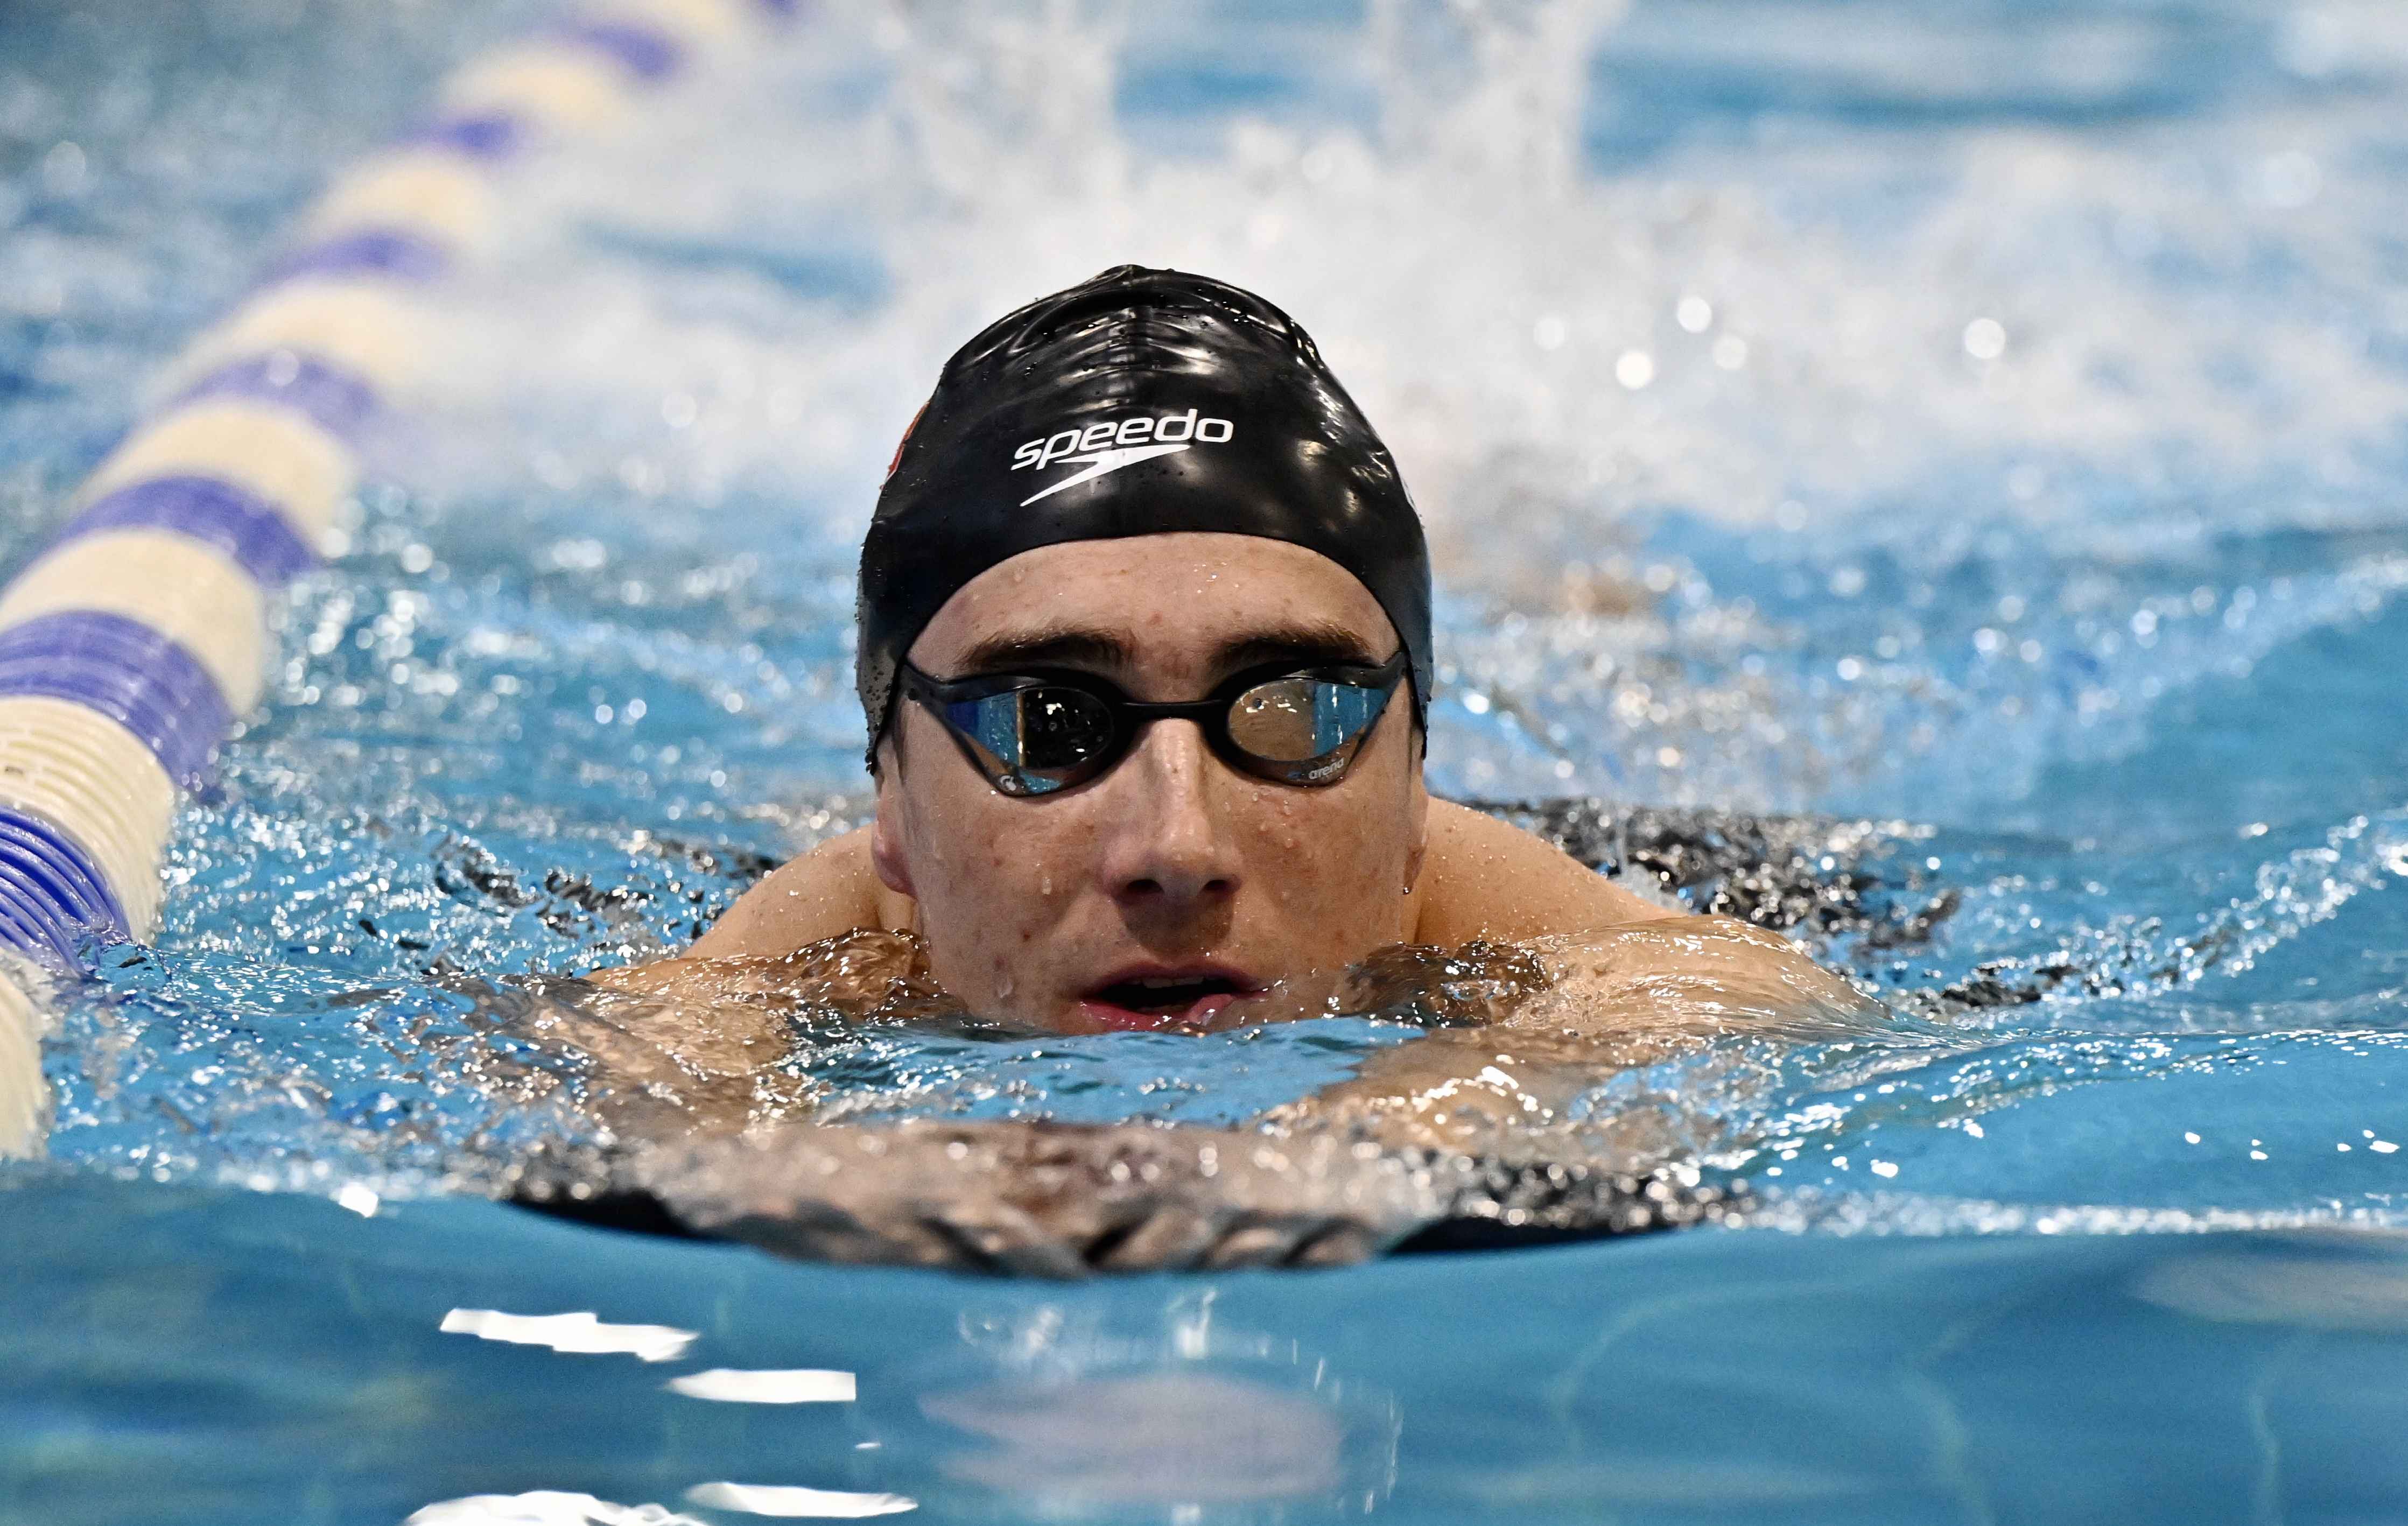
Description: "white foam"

(389, 0), (2408, 574)
(340, 1), (2408, 819)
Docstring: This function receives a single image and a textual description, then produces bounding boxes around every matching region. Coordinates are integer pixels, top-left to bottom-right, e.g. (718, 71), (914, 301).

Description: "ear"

(1401, 748), (1430, 894)
(869, 735), (917, 898)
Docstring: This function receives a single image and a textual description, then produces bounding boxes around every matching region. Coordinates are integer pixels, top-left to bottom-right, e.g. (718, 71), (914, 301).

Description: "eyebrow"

(952, 626), (1134, 674)
(1214, 619), (1384, 671)
(949, 618), (1384, 678)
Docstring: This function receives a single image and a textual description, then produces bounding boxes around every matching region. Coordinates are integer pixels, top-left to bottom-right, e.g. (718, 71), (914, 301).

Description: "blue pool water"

(10, 0), (2408, 1520)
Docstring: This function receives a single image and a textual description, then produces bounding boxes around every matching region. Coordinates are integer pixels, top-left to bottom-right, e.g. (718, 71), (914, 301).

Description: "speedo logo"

(1009, 409), (1234, 506)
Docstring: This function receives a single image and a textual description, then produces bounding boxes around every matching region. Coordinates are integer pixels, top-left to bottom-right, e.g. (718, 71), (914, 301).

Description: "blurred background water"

(8, 1), (2408, 1521)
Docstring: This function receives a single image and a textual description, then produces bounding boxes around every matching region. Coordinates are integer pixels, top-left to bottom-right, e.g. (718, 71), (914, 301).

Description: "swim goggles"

(896, 651), (1409, 798)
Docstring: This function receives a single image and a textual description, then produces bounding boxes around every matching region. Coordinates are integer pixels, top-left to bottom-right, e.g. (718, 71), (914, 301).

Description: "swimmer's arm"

(1409, 800), (1864, 1037)
(1276, 807), (1881, 1151)
(1410, 803), (1871, 1031)
(1266, 915), (1882, 1154)
(544, 832), (915, 1126)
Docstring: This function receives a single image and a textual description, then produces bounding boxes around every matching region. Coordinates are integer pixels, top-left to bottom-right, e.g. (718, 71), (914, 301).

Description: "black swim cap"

(857, 265), (1432, 757)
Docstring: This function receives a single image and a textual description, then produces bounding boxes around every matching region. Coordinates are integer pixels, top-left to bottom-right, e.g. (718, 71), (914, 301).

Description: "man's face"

(872, 532), (1429, 1035)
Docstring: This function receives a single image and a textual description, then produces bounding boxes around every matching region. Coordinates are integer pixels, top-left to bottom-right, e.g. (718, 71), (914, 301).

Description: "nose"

(1095, 718), (1242, 912)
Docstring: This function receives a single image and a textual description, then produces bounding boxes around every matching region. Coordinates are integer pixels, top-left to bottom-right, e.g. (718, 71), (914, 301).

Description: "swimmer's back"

(686, 802), (1670, 961)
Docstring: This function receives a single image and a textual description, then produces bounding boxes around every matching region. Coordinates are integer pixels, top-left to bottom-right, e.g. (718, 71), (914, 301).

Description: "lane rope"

(0, 0), (799, 1157)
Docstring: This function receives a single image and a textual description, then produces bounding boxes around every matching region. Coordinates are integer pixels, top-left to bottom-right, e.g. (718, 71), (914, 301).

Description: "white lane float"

(0, 0), (797, 1159)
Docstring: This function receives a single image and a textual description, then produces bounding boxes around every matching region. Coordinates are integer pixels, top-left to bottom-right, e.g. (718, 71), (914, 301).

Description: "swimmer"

(596, 266), (1877, 1151)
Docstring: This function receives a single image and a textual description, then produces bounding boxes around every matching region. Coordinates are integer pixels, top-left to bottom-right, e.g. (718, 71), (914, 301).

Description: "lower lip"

(1077, 991), (1244, 1032)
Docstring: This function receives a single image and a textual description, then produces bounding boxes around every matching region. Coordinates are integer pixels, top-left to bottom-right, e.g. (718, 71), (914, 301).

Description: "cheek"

(1240, 764), (1416, 920)
(904, 768), (1098, 971)
(1246, 792), (1307, 856)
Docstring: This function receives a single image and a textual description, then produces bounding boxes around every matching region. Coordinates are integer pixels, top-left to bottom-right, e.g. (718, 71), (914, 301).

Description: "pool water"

(9, 0), (2408, 1520)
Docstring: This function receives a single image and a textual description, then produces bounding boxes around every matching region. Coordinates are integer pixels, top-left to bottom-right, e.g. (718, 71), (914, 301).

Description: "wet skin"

(870, 533), (1435, 1034)
(597, 532), (1885, 1150)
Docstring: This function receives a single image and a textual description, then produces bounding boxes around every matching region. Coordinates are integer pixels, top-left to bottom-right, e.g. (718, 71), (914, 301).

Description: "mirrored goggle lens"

(1226, 676), (1391, 765)
(944, 687), (1117, 794)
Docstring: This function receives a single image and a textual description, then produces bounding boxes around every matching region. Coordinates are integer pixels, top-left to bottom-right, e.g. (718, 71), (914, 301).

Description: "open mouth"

(1080, 970), (1256, 1031)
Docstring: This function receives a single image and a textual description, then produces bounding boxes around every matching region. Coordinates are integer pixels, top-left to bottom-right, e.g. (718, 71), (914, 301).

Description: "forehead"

(910, 532), (1395, 667)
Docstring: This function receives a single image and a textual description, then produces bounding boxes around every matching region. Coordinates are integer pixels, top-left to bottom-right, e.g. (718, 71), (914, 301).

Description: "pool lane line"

(0, 0), (801, 1158)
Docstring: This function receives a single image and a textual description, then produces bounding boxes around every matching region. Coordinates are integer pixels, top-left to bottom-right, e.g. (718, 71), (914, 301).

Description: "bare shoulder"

(1409, 799), (1675, 945)
(683, 826), (911, 960)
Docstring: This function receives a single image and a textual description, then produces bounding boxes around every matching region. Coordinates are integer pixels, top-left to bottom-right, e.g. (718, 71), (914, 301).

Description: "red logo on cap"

(886, 400), (929, 480)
